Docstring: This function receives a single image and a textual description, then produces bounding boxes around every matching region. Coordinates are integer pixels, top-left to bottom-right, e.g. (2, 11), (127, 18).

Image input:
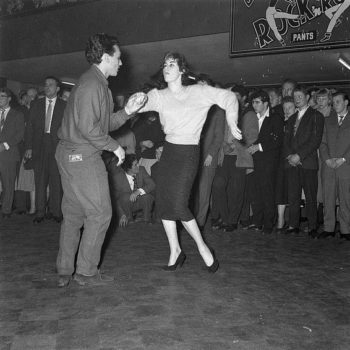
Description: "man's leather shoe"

(285, 227), (300, 235)
(340, 233), (350, 241)
(45, 212), (53, 220)
(317, 231), (335, 239)
(308, 229), (319, 239)
(2, 213), (11, 219)
(73, 271), (114, 286)
(33, 216), (44, 223)
(57, 275), (71, 288)
(247, 224), (263, 231)
(222, 223), (238, 232)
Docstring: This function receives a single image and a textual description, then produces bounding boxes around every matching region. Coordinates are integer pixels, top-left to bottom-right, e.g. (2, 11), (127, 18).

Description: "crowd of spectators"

(0, 75), (349, 241)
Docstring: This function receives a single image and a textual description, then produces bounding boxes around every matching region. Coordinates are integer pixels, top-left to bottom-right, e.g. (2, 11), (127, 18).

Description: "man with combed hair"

(55, 33), (146, 287)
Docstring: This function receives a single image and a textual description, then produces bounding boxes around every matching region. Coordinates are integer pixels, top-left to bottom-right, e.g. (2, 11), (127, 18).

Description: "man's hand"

(119, 214), (128, 228)
(129, 190), (140, 203)
(325, 158), (337, 169)
(113, 146), (125, 166)
(203, 154), (213, 167)
(334, 158), (346, 169)
(287, 154), (301, 167)
(229, 122), (242, 140)
(247, 144), (260, 155)
(141, 140), (154, 150)
(25, 149), (32, 158)
(0, 143), (6, 153)
(124, 92), (147, 115)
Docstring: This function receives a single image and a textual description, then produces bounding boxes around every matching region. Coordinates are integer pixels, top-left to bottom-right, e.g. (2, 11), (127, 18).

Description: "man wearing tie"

(0, 88), (25, 218)
(109, 154), (155, 227)
(319, 92), (350, 240)
(284, 86), (324, 237)
(25, 76), (66, 223)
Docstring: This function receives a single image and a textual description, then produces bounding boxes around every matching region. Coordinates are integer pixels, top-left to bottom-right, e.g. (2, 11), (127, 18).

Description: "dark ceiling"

(0, 0), (349, 92)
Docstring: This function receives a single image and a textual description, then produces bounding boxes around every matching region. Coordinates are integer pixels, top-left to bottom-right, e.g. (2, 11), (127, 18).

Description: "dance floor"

(1, 214), (350, 350)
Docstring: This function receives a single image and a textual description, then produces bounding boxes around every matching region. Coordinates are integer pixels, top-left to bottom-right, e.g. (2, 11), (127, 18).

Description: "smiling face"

(162, 58), (182, 84)
(44, 78), (60, 99)
(293, 90), (309, 109)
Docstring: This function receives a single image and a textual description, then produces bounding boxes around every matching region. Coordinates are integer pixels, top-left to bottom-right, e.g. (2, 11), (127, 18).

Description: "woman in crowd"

(139, 52), (241, 272)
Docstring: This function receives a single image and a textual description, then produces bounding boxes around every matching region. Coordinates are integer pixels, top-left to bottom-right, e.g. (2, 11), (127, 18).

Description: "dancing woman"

(140, 52), (241, 272)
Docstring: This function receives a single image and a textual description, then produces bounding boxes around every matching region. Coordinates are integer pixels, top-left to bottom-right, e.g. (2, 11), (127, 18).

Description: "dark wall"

(0, 0), (230, 62)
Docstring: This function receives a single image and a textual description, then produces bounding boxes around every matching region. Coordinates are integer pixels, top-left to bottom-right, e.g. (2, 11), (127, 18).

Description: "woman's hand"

(125, 92), (148, 115)
(230, 122), (242, 140)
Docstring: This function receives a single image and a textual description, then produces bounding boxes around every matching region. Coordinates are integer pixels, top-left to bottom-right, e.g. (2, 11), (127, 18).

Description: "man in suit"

(319, 92), (350, 240)
(25, 76), (66, 223)
(109, 154), (155, 227)
(247, 90), (284, 234)
(0, 88), (25, 218)
(284, 86), (324, 237)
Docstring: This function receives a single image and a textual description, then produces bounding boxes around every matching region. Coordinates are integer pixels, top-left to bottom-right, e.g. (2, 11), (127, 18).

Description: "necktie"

(45, 100), (53, 133)
(133, 175), (138, 191)
(293, 110), (301, 136)
(338, 115), (345, 126)
(0, 109), (5, 131)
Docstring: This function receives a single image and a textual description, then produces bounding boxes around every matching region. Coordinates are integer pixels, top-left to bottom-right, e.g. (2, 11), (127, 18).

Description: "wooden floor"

(1, 214), (350, 350)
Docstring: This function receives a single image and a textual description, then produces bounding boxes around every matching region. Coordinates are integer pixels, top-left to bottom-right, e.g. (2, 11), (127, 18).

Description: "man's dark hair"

(332, 90), (349, 103)
(85, 33), (119, 65)
(197, 73), (215, 87)
(231, 85), (248, 98)
(44, 76), (61, 86)
(121, 154), (137, 172)
(281, 96), (294, 105)
(293, 85), (309, 96)
(0, 87), (12, 97)
(282, 78), (297, 88)
(250, 90), (270, 104)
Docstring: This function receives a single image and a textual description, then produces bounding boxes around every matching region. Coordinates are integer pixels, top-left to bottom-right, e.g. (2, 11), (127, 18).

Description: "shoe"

(320, 32), (331, 42)
(276, 224), (287, 234)
(222, 223), (238, 232)
(57, 275), (71, 288)
(284, 227), (300, 235)
(16, 210), (26, 215)
(247, 224), (263, 231)
(317, 231), (335, 239)
(340, 233), (350, 241)
(211, 218), (223, 230)
(45, 212), (53, 220)
(33, 216), (44, 223)
(240, 220), (250, 230)
(73, 271), (114, 286)
(207, 249), (219, 273)
(53, 216), (63, 223)
(162, 251), (186, 271)
(262, 228), (273, 234)
(2, 213), (11, 219)
(308, 229), (319, 239)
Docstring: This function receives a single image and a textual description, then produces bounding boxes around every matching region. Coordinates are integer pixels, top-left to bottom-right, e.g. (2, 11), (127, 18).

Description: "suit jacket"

(319, 110), (350, 179)
(25, 97), (66, 162)
(109, 165), (155, 200)
(199, 105), (225, 168)
(284, 107), (324, 170)
(0, 108), (25, 163)
(235, 110), (259, 169)
(252, 111), (284, 165)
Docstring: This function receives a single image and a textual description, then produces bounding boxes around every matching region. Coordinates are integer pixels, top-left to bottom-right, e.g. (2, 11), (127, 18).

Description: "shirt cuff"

(138, 188), (146, 195)
(258, 143), (263, 152)
(3, 142), (9, 150)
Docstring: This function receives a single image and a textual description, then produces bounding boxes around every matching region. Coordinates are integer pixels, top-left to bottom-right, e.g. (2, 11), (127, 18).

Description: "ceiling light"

(61, 81), (75, 86)
(338, 57), (350, 71)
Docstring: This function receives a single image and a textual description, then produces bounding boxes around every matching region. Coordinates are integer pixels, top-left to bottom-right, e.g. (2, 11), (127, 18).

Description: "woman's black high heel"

(162, 251), (186, 271)
(207, 248), (219, 273)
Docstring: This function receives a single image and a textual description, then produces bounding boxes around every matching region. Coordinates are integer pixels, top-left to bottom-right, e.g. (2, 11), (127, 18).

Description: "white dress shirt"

(45, 96), (57, 133)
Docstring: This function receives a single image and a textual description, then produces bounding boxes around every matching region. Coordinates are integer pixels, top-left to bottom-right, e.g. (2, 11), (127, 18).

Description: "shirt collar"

(297, 105), (308, 113)
(257, 107), (270, 119)
(46, 96), (57, 103)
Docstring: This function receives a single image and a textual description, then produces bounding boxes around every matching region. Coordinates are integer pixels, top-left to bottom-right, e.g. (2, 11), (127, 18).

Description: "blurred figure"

(281, 78), (297, 98)
(316, 89), (333, 117)
(60, 89), (71, 102)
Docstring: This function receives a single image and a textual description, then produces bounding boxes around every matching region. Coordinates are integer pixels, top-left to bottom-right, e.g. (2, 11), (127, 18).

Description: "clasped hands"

(130, 189), (141, 202)
(286, 154), (301, 167)
(325, 158), (346, 169)
(124, 92), (147, 115)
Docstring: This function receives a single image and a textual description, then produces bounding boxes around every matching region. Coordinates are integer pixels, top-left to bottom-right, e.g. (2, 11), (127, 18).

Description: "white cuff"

(258, 143), (263, 152)
(138, 188), (146, 196)
(3, 142), (9, 150)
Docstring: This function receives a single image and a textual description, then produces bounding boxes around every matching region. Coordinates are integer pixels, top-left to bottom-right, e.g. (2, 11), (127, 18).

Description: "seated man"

(109, 154), (155, 227)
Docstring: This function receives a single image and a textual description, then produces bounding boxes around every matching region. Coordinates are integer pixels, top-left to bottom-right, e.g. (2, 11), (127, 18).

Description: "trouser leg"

(287, 167), (302, 228)
(0, 161), (17, 214)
